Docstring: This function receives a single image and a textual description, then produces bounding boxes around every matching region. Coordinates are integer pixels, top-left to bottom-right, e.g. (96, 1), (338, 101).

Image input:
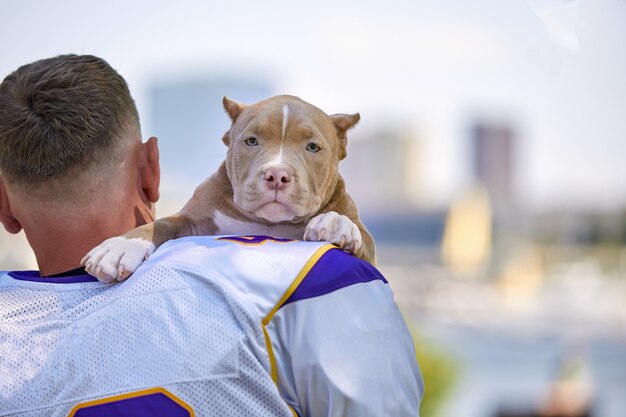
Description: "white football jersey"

(0, 236), (423, 416)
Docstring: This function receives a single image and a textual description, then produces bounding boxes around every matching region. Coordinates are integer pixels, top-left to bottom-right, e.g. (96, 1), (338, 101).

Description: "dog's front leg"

(304, 211), (363, 254)
(82, 215), (192, 282)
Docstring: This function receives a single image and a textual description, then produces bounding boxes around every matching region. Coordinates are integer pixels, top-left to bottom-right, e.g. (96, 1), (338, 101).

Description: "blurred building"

(340, 128), (420, 215)
(470, 121), (517, 217)
(339, 128), (447, 252)
(149, 76), (273, 209)
(0, 232), (36, 271)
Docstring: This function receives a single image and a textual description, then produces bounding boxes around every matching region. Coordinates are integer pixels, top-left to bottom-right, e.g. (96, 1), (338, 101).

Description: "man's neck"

(21, 204), (152, 276)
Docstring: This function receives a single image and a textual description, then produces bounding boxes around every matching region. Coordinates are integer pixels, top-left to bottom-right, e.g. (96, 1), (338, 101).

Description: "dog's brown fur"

(84, 95), (375, 282)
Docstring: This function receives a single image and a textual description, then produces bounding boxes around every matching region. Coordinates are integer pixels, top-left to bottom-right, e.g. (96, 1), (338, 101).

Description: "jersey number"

(68, 387), (194, 417)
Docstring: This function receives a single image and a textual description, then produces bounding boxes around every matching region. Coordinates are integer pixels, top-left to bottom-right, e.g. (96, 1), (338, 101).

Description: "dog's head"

(222, 95), (359, 224)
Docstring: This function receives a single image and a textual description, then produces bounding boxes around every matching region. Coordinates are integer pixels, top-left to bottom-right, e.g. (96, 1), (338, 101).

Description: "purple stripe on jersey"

(73, 392), (191, 417)
(8, 270), (98, 283)
(217, 235), (294, 244)
(283, 249), (387, 307)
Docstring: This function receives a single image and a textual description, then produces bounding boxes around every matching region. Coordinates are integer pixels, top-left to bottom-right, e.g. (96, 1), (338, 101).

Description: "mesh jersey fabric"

(0, 236), (423, 416)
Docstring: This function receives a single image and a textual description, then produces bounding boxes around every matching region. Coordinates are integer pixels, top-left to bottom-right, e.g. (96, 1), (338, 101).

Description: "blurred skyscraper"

(340, 128), (421, 214)
(340, 129), (446, 249)
(149, 76), (273, 209)
(471, 121), (517, 215)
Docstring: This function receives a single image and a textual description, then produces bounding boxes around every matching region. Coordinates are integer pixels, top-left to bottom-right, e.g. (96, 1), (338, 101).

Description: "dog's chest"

(213, 210), (304, 240)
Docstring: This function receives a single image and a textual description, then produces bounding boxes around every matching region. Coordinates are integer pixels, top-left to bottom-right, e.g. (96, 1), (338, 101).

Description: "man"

(0, 55), (423, 416)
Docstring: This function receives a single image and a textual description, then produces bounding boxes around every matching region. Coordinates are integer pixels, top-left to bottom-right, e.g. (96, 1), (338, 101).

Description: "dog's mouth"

(249, 186), (313, 223)
(235, 172), (320, 223)
(254, 201), (297, 223)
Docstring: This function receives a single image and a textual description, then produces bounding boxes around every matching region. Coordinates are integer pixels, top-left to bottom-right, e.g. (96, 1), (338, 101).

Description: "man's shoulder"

(281, 245), (388, 307)
(134, 236), (337, 316)
(136, 235), (388, 317)
(147, 235), (331, 269)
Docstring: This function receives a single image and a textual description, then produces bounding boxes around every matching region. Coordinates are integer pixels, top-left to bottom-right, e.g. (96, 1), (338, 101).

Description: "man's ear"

(0, 176), (23, 234)
(139, 137), (160, 203)
(330, 113), (360, 160)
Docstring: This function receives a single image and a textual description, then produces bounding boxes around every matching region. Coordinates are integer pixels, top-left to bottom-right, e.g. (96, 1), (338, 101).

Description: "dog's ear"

(223, 97), (246, 122)
(330, 113), (360, 160)
(222, 97), (247, 146)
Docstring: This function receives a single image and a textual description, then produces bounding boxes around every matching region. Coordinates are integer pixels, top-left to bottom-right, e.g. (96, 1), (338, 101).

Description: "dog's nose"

(264, 168), (292, 190)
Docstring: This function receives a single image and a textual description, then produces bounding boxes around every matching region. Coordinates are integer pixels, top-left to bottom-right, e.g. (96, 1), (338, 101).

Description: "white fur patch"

(275, 104), (289, 163)
(81, 236), (156, 283)
(213, 209), (303, 238)
(213, 210), (270, 235)
(281, 104), (289, 140)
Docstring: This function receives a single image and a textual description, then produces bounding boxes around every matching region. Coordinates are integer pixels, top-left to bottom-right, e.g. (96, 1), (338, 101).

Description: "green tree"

(414, 332), (460, 417)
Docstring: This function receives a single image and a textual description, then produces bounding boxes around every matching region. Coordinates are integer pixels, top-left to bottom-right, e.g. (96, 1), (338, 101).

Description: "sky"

(1, 0), (625, 212)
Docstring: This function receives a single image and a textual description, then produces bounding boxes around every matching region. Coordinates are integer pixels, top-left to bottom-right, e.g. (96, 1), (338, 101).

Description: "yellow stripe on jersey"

(261, 243), (336, 417)
(67, 387), (194, 417)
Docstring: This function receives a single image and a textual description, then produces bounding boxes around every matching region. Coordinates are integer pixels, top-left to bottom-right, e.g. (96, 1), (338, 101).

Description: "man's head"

(0, 54), (160, 273)
(0, 54), (143, 197)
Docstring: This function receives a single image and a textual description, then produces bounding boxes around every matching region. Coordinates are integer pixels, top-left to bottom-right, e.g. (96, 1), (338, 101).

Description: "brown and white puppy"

(82, 95), (375, 282)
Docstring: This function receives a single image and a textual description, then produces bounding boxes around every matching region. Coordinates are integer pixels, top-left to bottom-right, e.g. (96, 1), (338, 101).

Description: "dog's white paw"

(81, 236), (156, 283)
(304, 211), (362, 254)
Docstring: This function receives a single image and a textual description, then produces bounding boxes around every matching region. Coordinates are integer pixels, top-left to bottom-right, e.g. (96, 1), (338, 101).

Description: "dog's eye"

(244, 137), (259, 146)
(306, 143), (321, 153)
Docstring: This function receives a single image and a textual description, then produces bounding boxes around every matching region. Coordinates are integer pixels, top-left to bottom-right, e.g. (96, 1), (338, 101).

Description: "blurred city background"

(1, 1), (625, 416)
